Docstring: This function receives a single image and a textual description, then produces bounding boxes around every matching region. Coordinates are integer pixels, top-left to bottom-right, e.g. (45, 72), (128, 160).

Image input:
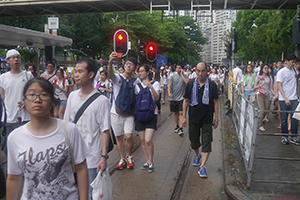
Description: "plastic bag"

(90, 169), (112, 200)
(292, 102), (300, 120)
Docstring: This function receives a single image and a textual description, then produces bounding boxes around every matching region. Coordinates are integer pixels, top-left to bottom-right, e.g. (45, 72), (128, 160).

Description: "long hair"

(259, 64), (270, 77)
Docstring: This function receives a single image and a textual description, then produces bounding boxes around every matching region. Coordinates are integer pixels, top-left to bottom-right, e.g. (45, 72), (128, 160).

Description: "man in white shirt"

(108, 52), (140, 170)
(64, 58), (110, 197)
(40, 61), (57, 83)
(232, 63), (243, 90)
(0, 49), (33, 153)
(275, 54), (299, 145)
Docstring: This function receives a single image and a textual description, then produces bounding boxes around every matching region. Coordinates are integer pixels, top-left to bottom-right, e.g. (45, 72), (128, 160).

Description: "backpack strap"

(74, 92), (101, 124)
(137, 83), (143, 91)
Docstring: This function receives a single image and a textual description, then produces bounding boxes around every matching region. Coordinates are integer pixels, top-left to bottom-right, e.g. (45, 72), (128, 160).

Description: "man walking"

(182, 62), (219, 178)
(41, 61), (57, 83)
(64, 58), (110, 197)
(108, 52), (140, 170)
(275, 54), (300, 145)
(0, 49), (33, 153)
(168, 63), (189, 136)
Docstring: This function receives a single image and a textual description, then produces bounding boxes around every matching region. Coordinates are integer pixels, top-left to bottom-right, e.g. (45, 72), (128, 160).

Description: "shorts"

(60, 100), (67, 107)
(135, 115), (157, 131)
(244, 90), (255, 99)
(188, 122), (213, 152)
(170, 100), (183, 112)
(111, 114), (134, 136)
(163, 84), (168, 90)
(54, 98), (60, 106)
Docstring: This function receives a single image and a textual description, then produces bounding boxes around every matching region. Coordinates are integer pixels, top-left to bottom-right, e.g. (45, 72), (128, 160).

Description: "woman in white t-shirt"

(135, 65), (160, 173)
(209, 68), (220, 86)
(53, 68), (69, 119)
(161, 69), (168, 104)
(96, 70), (112, 99)
(6, 77), (89, 200)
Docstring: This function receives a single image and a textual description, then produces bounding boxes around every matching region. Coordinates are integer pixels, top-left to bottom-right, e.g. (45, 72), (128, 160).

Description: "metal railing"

(227, 80), (300, 188)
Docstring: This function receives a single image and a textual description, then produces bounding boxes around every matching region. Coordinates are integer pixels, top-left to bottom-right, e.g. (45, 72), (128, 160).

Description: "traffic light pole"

(138, 39), (140, 63)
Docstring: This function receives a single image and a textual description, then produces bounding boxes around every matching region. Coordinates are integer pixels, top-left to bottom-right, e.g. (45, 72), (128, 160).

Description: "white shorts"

(111, 114), (135, 136)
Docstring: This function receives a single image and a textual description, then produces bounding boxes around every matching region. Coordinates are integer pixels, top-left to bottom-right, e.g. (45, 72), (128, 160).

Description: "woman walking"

(53, 68), (69, 119)
(254, 64), (275, 132)
(242, 64), (256, 102)
(135, 65), (160, 173)
(6, 77), (89, 200)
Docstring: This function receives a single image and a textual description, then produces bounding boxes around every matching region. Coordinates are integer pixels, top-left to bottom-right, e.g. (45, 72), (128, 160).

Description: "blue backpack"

(135, 82), (155, 122)
(115, 75), (137, 115)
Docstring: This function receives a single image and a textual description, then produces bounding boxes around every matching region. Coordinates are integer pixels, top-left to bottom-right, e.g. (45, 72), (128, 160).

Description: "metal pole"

(138, 39), (140, 63)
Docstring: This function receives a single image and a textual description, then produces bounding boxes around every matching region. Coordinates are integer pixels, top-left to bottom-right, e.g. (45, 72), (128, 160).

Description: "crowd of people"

(232, 54), (300, 146)
(0, 49), (222, 199)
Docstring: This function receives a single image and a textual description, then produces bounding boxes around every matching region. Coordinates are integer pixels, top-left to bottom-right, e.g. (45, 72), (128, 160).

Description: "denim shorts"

(60, 100), (67, 107)
(244, 90), (255, 99)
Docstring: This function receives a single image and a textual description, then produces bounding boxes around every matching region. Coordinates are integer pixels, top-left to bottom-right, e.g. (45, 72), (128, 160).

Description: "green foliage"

(0, 12), (206, 65)
(233, 10), (296, 63)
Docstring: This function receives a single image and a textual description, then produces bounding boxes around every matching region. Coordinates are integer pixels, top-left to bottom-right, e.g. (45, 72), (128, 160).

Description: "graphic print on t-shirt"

(17, 142), (72, 199)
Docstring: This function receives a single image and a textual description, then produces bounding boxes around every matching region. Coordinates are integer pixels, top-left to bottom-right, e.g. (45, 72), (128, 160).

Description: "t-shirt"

(135, 81), (161, 115)
(110, 74), (140, 115)
(168, 73), (188, 101)
(189, 72), (197, 80)
(243, 74), (255, 91)
(93, 71), (100, 88)
(7, 119), (89, 200)
(162, 75), (168, 85)
(184, 80), (218, 124)
(209, 74), (219, 85)
(276, 67), (298, 101)
(41, 72), (57, 83)
(255, 75), (271, 96)
(232, 67), (243, 84)
(254, 67), (261, 77)
(0, 71), (33, 123)
(54, 79), (69, 101)
(63, 89), (110, 169)
(96, 80), (112, 98)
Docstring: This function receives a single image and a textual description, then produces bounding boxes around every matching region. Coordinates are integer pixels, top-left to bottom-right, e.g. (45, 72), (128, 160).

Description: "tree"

(233, 10), (296, 63)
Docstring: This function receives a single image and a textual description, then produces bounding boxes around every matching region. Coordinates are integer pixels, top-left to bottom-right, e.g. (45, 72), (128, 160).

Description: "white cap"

(6, 49), (20, 59)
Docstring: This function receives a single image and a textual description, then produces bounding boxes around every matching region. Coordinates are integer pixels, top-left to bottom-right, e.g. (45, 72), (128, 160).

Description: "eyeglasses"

(125, 62), (134, 66)
(138, 70), (146, 73)
(10, 56), (21, 60)
(25, 94), (51, 101)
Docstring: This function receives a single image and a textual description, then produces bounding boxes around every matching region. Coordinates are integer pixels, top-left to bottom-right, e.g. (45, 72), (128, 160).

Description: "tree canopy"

(232, 10), (296, 63)
(0, 11), (206, 66)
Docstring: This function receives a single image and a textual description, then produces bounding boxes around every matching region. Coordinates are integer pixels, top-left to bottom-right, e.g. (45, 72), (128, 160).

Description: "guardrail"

(227, 80), (300, 188)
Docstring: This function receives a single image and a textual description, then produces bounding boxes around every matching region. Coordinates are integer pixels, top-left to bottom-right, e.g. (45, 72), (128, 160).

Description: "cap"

(6, 49), (20, 59)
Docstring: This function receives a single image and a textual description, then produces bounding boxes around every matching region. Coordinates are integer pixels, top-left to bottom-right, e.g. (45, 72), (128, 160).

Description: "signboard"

(48, 17), (59, 29)
(156, 54), (167, 67)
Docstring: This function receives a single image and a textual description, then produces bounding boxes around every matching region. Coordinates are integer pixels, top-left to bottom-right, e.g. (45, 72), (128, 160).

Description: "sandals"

(263, 119), (270, 123)
(259, 127), (266, 132)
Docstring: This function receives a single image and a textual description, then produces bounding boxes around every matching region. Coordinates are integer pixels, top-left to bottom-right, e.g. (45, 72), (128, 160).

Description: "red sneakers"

(116, 159), (126, 170)
(126, 156), (134, 169)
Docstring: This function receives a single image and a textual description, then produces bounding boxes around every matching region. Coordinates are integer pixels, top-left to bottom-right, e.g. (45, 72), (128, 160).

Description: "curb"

(225, 184), (252, 200)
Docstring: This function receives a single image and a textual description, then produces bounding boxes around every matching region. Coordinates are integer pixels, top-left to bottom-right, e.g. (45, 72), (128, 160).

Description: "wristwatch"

(214, 119), (219, 122)
(101, 154), (109, 159)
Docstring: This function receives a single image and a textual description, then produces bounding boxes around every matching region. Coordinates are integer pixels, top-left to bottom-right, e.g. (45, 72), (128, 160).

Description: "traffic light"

(232, 28), (238, 53)
(139, 44), (145, 56)
(146, 43), (157, 62)
(114, 29), (129, 57)
(225, 42), (232, 59)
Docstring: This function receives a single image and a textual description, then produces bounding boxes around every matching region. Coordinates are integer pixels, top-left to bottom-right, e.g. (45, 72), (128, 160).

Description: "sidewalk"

(221, 95), (300, 200)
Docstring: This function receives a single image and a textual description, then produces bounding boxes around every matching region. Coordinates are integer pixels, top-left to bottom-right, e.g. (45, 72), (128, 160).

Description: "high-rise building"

(197, 10), (236, 64)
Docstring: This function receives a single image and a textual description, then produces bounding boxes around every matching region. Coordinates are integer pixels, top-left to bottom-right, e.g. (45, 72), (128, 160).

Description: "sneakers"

(192, 154), (201, 166)
(126, 156), (134, 169)
(174, 126), (179, 133)
(116, 159), (126, 170)
(281, 137), (289, 145)
(141, 163), (149, 170)
(198, 165), (208, 178)
(162, 100), (165, 105)
(178, 128), (184, 136)
(290, 137), (300, 146)
(148, 164), (154, 173)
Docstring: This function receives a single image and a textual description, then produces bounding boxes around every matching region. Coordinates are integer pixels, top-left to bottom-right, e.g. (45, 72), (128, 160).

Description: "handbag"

(292, 102), (300, 121)
(258, 87), (267, 95)
(62, 121), (77, 185)
(74, 92), (114, 153)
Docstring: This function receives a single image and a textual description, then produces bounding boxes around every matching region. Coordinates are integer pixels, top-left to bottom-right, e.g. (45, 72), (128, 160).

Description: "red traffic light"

(114, 29), (129, 57)
(146, 43), (157, 62)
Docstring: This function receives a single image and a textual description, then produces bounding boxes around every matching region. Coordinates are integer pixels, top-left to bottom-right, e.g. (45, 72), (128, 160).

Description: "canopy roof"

(0, 0), (298, 17)
(0, 24), (72, 48)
